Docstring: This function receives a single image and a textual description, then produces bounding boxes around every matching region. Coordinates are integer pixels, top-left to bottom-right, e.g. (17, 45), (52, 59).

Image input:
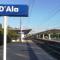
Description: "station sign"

(0, 5), (28, 17)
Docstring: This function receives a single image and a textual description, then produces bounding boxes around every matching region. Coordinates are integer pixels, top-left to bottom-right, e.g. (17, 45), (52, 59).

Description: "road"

(0, 40), (57, 60)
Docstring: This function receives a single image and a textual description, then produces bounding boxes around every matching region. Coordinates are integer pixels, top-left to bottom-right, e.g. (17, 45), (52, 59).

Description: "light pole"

(20, 17), (22, 42)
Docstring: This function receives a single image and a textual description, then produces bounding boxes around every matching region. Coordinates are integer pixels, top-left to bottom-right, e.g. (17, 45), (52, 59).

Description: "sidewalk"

(2, 39), (57, 60)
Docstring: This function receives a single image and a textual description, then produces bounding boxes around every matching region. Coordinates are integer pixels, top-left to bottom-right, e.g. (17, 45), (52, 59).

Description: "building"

(32, 29), (60, 40)
(10, 28), (32, 42)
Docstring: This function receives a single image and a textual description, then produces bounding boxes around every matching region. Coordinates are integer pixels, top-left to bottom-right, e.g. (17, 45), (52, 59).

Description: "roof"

(9, 29), (32, 34)
(36, 29), (60, 35)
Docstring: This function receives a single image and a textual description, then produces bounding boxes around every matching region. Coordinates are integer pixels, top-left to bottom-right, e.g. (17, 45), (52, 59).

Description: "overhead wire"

(18, 0), (36, 31)
(22, 0), (36, 31)
(46, 8), (60, 29)
(28, 0), (36, 33)
(48, 8), (60, 20)
(41, 4), (60, 27)
(29, 0), (36, 16)
(29, 1), (60, 32)
(28, 0), (36, 21)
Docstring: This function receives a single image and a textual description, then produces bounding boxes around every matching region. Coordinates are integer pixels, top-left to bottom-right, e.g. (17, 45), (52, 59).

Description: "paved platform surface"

(0, 40), (57, 60)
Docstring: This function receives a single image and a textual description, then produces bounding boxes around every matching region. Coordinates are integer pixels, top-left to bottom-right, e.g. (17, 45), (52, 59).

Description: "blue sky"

(0, 0), (60, 33)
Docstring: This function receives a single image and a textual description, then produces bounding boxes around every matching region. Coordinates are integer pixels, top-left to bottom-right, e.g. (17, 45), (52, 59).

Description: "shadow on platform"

(26, 43), (38, 60)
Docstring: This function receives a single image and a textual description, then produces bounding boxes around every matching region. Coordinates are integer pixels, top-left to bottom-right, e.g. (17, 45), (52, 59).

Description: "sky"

(0, 0), (60, 33)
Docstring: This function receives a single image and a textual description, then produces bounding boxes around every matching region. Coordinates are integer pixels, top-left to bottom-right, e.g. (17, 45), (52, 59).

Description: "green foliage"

(0, 24), (2, 28)
(59, 34), (60, 38)
(0, 28), (20, 45)
(51, 33), (58, 39)
(8, 30), (19, 40)
(0, 28), (3, 45)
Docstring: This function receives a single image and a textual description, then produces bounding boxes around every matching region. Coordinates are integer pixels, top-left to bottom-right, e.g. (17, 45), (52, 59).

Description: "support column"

(49, 34), (51, 40)
(37, 34), (38, 38)
(43, 34), (45, 39)
(39, 34), (40, 38)
(38, 34), (39, 38)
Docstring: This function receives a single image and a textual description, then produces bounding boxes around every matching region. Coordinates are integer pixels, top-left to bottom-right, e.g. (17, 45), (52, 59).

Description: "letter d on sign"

(0, 6), (4, 12)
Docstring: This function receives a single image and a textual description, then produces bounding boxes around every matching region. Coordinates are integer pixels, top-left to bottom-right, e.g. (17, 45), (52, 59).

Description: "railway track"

(32, 38), (60, 60)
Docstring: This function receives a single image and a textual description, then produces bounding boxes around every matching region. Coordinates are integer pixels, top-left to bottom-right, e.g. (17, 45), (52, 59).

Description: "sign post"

(3, 16), (8, 60)
(0, 5), (28, 60)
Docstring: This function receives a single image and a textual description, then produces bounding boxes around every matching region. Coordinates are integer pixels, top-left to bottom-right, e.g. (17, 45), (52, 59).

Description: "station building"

(33, 29), (60, 40)
(10, 28), (32, 42)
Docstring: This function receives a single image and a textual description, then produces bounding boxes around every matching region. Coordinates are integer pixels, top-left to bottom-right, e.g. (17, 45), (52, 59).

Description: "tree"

(0, 24), (2, 28)
(8, 30), (19, 40)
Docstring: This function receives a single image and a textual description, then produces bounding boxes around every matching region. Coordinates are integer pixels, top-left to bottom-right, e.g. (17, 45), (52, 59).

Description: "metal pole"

(3, 16), (8, 60)
(20, 17), (22, 42)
